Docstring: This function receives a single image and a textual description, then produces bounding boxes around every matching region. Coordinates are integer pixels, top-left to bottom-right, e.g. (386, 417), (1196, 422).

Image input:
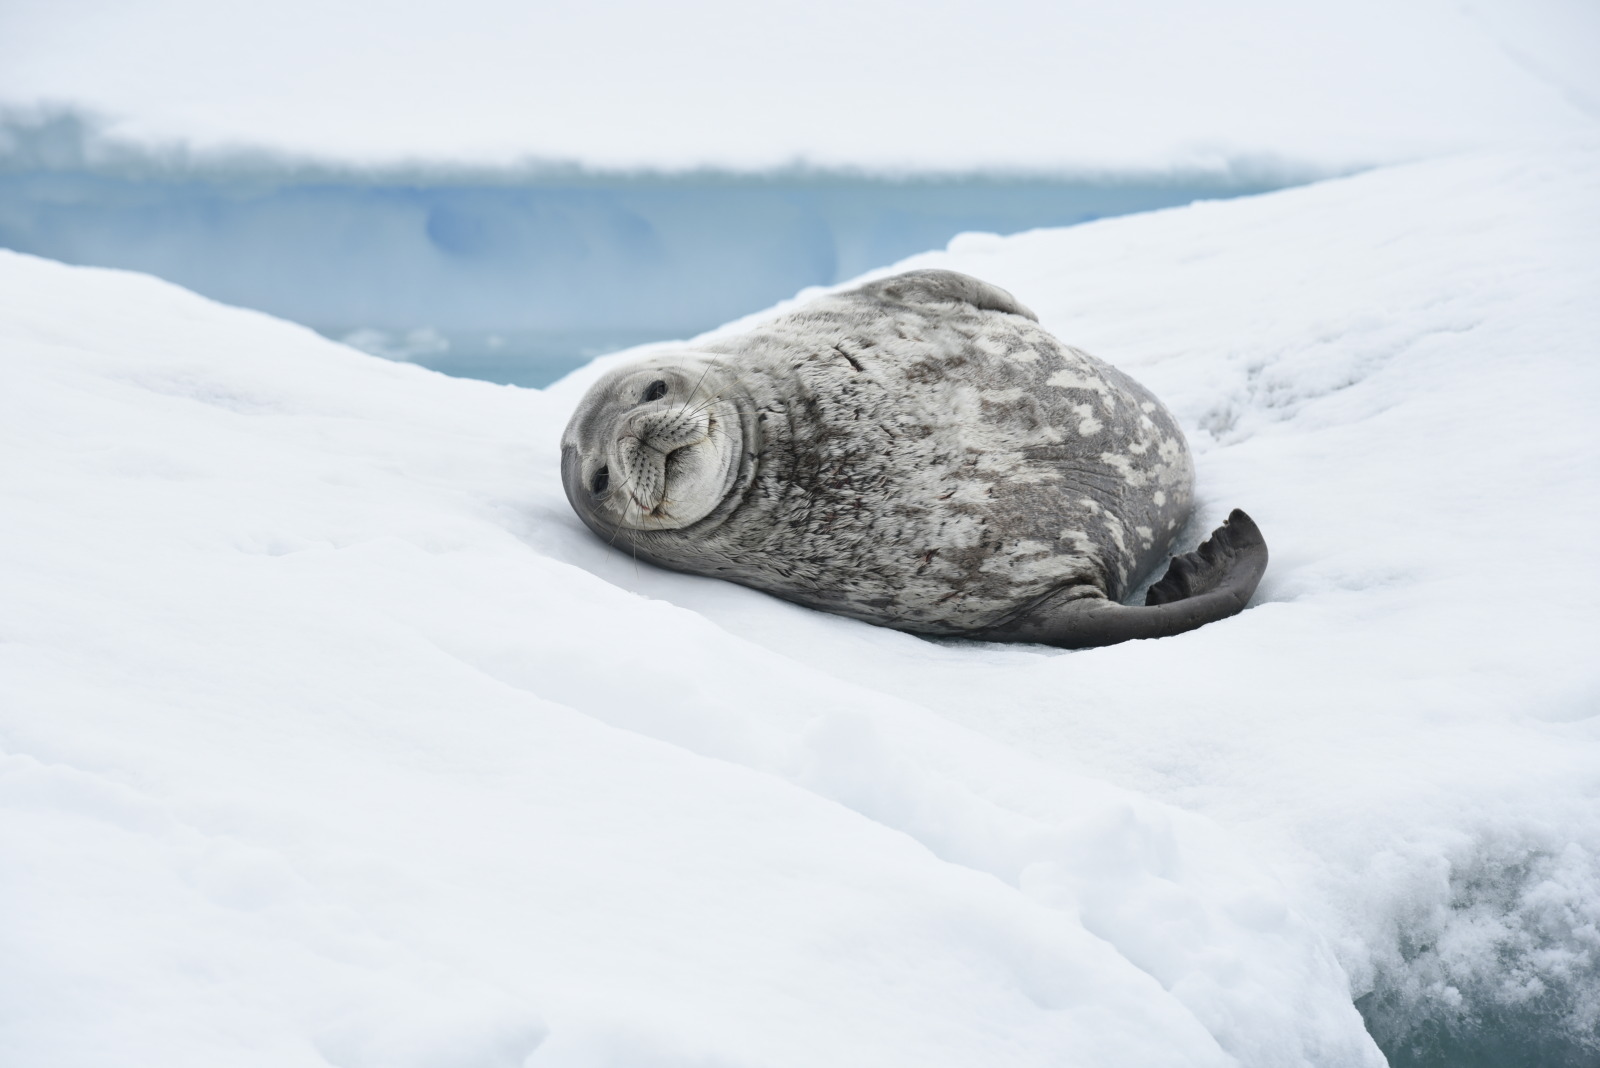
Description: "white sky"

(1, 0), (1597, 170)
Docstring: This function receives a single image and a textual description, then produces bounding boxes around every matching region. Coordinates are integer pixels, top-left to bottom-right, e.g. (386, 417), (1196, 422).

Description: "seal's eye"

(590, 466), (610, 495)
(643, 380), (668, 402)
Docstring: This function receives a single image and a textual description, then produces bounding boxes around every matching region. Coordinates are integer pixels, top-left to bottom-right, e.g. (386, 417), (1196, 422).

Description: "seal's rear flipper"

(983, 510), (1269, 649)
(1145, 509), (1268, 608)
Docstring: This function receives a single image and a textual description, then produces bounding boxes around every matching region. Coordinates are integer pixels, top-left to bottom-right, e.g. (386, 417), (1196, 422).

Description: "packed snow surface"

(3, 144), (1599, 1065)
(1, 0), (1597, 172)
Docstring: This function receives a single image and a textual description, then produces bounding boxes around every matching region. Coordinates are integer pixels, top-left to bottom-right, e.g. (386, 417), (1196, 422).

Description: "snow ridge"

(5, 143), (1599, 1066)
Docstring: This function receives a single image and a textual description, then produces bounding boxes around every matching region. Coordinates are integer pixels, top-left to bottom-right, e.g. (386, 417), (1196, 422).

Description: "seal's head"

(560, 353), (752, 545)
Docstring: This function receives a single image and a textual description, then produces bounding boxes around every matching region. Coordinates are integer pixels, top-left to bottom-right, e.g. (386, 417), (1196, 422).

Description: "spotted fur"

(562, 270), (1209, 639)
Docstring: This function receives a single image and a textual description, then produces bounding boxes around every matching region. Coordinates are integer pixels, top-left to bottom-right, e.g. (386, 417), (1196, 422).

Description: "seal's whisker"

(676, 355), (722, 420)
(678, 361), (748, 424)
(680, 381), (737, 423)
(600, 466), (647, 549)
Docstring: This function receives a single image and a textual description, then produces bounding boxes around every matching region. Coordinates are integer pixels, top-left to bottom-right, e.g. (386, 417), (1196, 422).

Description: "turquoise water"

(0, 113), (1300, 388)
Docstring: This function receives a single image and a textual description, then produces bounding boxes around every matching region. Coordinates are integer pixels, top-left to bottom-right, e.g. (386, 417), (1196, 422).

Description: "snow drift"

(3, 143), (1598, 1066)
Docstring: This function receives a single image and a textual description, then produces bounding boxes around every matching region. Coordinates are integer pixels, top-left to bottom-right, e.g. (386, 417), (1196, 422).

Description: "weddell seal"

(560, 270), (1268, 647)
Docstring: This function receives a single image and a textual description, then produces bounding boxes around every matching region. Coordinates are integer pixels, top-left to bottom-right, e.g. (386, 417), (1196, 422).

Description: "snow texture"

(1, 0), (1597, 172)
(3, 143), (1599, 1066)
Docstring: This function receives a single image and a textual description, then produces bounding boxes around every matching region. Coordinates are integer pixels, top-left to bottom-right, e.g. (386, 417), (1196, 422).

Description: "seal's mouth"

(623, 446), (693, 520)
(608, 405), (728, 530)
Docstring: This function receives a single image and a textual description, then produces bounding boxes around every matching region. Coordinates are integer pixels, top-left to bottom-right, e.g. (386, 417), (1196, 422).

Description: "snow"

(3, 141), (1599, 1065)
(1, 0), (1597, 173)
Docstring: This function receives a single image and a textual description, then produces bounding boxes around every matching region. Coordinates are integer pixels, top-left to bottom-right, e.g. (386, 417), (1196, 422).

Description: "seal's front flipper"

(985, 510), (1269, 649)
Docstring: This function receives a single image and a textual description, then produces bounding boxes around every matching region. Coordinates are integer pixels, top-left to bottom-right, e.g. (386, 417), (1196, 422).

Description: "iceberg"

(2, 142), (1597, 1066)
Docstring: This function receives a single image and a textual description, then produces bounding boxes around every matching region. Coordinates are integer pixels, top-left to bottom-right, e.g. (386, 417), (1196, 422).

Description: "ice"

(3, 142), (1598, 1065)
(339, 327), (452, 363)
(0, 113), (1289, 360)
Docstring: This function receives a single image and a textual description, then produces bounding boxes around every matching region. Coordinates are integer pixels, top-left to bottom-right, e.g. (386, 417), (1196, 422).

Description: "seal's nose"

(625, 406), (709, 456)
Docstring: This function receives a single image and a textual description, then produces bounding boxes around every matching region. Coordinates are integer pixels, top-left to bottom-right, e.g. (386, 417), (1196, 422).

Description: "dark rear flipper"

(982, 510), (1269, 649)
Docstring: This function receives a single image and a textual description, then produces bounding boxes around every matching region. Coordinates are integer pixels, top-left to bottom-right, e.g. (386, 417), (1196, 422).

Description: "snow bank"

(1, 0), (1596, 172)
(4, 142), (1598, 1065)
(620, 143), (1600, 1062)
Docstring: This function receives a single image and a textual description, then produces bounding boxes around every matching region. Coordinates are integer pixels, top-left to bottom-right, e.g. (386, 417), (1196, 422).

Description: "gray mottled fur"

(562, 270), (1265, 646)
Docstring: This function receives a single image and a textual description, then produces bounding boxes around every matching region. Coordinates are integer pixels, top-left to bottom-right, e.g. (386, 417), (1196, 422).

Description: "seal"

(560, 269), (1267, 647)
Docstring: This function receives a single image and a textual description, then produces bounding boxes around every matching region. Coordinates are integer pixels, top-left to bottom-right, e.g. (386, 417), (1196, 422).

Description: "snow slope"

(3, 143), (1598, 1065)
(2, 0), (1596, 172)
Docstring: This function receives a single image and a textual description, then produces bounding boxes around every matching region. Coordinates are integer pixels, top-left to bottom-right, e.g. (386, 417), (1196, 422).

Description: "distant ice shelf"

(0, 112), (1300, 387)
